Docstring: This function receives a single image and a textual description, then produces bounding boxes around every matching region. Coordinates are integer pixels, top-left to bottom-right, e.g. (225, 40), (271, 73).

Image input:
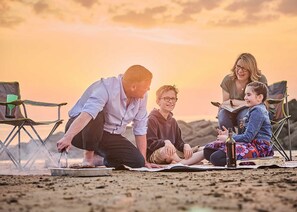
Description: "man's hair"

(247, 81), (268, 102)
(122, 65), (153, 84)
(156, 85), (179, 100)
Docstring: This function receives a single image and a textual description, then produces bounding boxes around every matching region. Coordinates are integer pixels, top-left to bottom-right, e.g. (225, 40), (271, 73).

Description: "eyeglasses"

(160, 97), (178, 102)
(236, 64), (249, 73)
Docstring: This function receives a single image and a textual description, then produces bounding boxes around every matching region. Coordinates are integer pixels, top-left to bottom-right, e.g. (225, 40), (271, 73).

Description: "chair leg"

(23, 122), (62, 169)
(0, 140), (22, 169)
(287, 119), (292, 161)
(0, 125), (25, 170)
(271, 134), (290, 161)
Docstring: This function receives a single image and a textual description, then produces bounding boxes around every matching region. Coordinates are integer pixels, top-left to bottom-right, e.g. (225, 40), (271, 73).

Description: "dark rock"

(1, 101), (297, 161)
(289, 99), (297, 122)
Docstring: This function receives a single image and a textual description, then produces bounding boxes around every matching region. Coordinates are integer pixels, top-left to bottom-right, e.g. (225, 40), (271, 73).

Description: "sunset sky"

(1, 0), (297, 123)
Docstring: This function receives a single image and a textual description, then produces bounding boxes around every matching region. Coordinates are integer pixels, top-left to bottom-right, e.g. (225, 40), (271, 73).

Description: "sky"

(1, 0), (297, 123)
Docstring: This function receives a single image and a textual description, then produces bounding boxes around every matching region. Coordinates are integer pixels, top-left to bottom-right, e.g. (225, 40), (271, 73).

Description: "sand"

(0, 163), (297, 212)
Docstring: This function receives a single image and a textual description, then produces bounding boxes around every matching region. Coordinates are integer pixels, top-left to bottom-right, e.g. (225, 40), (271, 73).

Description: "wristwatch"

(230, 99), (234, 107)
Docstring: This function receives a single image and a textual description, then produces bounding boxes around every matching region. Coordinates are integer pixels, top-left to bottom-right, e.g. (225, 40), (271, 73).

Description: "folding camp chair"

(0, 82), (67, 169)
(267, 80), (292, 161)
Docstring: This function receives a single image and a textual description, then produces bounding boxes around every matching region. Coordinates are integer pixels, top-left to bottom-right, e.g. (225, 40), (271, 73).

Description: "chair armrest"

(211, 101), (221, 107)
(266, 98), (283, 105)
(0, 100), (24, 106)
(23, 100), (67, 107)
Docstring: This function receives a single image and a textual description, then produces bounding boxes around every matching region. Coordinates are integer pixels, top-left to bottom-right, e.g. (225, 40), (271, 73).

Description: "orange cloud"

(278, 0), (297, 15)
(111, 6), (168, 28)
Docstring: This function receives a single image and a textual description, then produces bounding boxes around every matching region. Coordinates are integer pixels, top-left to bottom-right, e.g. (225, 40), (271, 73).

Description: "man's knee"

(132, 155), (145, 168)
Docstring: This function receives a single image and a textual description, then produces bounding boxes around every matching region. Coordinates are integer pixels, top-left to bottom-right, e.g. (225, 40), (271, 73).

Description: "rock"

(2, 100), (297, 161)
(289, 99), (297, 122)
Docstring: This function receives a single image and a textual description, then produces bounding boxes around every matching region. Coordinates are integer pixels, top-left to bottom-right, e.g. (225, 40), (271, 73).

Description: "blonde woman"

(218, 53), (268, 132)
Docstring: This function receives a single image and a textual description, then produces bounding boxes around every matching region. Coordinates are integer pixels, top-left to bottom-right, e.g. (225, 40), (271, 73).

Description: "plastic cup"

(5, 94), (18, 118)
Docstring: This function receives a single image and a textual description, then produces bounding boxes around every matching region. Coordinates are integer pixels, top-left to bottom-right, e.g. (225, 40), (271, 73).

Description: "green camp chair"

(0, 82), (67, 169)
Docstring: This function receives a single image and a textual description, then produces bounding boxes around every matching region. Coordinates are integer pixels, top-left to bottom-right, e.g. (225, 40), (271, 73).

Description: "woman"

(218, 53), (267, 132)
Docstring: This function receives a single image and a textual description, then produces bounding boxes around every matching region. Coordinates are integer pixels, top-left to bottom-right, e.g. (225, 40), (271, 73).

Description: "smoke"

(0, 131), (83, 175)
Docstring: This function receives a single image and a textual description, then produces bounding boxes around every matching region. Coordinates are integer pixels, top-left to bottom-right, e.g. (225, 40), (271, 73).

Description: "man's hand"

(164, 140), (176, 157)
(57, 136), (72, 152)
(183, 144), (193, 159)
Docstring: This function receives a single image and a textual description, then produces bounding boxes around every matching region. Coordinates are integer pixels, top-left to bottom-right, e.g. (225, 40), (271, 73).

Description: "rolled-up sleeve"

(82, 83), (108, 119)
(132, 94), (148, 136)
(233, 108), (265, 143)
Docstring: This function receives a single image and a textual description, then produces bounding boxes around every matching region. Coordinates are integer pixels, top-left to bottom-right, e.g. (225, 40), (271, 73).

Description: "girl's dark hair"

(247, 81), (268, 102)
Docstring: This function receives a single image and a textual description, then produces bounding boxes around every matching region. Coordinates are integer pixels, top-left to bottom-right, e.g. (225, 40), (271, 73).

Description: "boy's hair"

(156, 85), (178, 99)
(247, 81), (268, 102)
(122, 65), (153, 84)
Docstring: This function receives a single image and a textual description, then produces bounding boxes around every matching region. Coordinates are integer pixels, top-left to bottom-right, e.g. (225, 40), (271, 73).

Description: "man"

(57, 65), (157, 168)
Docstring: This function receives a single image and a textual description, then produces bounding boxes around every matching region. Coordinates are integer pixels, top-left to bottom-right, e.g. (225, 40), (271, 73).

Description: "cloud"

(277, 0), (297, 15)
(1, 0), (296, 30)
(171, 0), (222, 24)
(112, 6), (169, 28)
(33, 1), (50, 14)
(73, 0), (99, 8)
(210, 13), (278, 27)
(211, 0), (279, 27)
(225, 0), (271, 13)
(0, 0), (24, 28)
(175, 0), (222, 14)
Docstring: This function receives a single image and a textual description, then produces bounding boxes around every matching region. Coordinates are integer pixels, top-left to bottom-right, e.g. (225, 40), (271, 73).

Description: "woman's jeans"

(218, 108), (249, 133)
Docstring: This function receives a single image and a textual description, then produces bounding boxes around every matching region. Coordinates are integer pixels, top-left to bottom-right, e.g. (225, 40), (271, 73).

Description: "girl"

(204, 81), (274, 166)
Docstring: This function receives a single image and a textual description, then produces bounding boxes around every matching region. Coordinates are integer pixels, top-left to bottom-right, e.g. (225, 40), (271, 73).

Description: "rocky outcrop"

(1, 99), (296, 160)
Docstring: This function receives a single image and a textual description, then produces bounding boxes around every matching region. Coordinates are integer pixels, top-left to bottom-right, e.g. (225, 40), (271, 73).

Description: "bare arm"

(135, 134), (161, 168)
(222, 89), (246, 107)
(57, 112), (92, 152)
(135, 134), (147, 162)
(222, 89), (230, 102)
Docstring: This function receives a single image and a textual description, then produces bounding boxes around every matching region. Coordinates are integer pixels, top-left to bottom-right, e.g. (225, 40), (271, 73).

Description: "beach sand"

(1, 157), (297, 212)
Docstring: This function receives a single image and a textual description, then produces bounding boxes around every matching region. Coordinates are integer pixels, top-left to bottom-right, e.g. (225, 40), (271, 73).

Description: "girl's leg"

(203, 147), (217, 161)
(210, 150), (226, 166)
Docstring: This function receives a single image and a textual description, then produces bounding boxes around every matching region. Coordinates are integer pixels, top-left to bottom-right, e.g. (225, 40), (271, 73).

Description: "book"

(211, 101), (247, 113)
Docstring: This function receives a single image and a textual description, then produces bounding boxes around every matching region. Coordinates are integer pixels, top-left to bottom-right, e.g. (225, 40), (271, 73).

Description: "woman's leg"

(236, 108), (249, 134)
(218, 109), (236, 130)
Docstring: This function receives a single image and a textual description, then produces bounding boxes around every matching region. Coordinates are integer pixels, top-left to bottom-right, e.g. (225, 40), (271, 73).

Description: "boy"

(146, 85), (203, 165)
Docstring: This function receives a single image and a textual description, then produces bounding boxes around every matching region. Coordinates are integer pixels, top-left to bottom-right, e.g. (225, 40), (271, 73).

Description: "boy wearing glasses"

(146, 85), (204, 165)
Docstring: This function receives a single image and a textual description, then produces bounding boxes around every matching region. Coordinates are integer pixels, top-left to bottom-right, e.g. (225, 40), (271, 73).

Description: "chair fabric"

(0, 82), (67, 169)
(267, 80), (292, 161)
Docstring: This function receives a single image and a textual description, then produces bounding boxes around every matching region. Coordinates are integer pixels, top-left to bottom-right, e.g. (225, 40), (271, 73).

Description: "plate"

(49, 167), (113, 177)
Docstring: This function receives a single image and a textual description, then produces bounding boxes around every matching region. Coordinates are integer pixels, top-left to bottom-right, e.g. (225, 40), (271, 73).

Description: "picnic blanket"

(120, 158), (297, 172)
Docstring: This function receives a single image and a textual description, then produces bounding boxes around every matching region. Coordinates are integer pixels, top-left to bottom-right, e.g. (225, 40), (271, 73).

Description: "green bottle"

(226, 128), (237, 168)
